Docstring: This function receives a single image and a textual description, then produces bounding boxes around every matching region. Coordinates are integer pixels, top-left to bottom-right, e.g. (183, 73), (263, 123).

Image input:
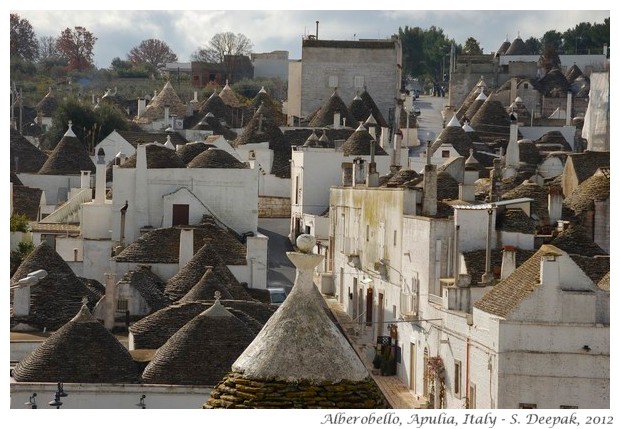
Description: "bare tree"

(127, 38), (178, 69)
(38, 36), (60, 60)
(191, 32), (253, 63)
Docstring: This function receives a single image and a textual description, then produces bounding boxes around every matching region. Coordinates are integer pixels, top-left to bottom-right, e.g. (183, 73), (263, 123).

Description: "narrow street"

(258, 218), (295, 293)
(413, 93), (451, 144)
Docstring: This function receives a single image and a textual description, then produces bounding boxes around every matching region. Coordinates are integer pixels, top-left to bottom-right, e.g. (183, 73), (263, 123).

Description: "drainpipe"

(481, 207), (494, 284)
(466, 336), (471, 408)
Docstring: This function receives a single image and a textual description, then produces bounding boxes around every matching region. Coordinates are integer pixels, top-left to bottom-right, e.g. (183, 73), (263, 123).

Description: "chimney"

(103, 272), (116, 330)
(119, 200), (128, 247)
(480, 207), (495, 284)
(95, 148), (106, 204)
(333, 111), (341, 129)
(490, 158), (502, 202)
(501, 245), (517, 279)
(548, 185), (563, 225)
(12, 283), (31, 316)
(80, 170), (91, 189)
(193, 91), (198, 102)
(341, 162), (353, 186)
(137, 98), (146, 117)
(164, 105), (170, 127)
(460, 149), (479, 202)
(352, 158), (366, 187)
(316, 21), (319, 39)
(566, 92), (573, 126)
(422, 141), (437, 216)
(366, 141), (379, 187)
(179, 228), (194, 269)
(505, 113), (519, 168)
(135, 144), (150, 230)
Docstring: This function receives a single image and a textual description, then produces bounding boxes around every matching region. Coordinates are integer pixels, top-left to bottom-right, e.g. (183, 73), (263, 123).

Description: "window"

(328, 76), (338, 88)
(354, 75), (364, 88)
(524, 83), (529, 89)
(116, 299), (128, 312)
(172, 204), (189, 226)
(454, 361), (462, 398)
(519, 403), (537, 409)
(366, 224), (370, 242)
(442, 150), (450, 158)
(468, 383), (476, 409)
(393, 230), (397, 246)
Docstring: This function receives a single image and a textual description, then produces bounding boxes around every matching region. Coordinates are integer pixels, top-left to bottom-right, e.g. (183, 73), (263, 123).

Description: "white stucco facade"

(111, 145), (259, 245)
(327, 181), (609, 409)
(290, 145), (404, 241)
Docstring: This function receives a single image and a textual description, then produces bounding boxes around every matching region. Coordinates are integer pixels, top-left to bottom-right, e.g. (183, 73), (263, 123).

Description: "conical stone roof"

(141, 298), (257, 386)
(164, 242), (250, 302)
(119, 143), (186, 169)
(136, 81), (187, 123)
(205, 244), (386, 408)
(38, 124), (96, 175)
(191, 112), (238, 140)
(129, 299), (274, 350)
(308, 90), (357, 128)
(470, 96), (512, 142)
(12, 304), (140, 383)
(219, 81), (243, 108)
(566, 64), (584, 83)
(11, 242), (97, 331)
(342, 123), (388, 156)
(35, 87), (58, 117)
(233, 108), (290, 178)
(176, 142), (215, 164)
(504, 36), (530, 55)
(456, 85), (490, 121)
(349, 90), (388, 128)
(199, 91), (233, 126)
(10, 128), (48, 173)
(188, 148), (249, 169)
(550, 225), (607, 257)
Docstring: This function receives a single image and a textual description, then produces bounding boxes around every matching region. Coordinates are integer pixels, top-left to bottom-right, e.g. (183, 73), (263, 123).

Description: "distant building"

(287, 37), (402, 126)
(251, 50), (290, 81)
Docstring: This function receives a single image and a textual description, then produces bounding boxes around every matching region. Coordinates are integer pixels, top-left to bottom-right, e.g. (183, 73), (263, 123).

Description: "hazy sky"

(10, 6), (611, 69)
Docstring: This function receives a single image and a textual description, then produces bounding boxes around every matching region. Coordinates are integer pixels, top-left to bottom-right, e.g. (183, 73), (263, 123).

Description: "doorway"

(410, 343), (416, 392)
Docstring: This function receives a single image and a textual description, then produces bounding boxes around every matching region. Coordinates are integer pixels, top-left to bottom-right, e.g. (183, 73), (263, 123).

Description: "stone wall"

(258, 196), (291, 218)
(204, 372), (389, 409)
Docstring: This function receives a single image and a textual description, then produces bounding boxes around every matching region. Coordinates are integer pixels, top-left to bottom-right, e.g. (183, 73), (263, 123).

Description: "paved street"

(413, 94), (451, 144)
(258, 218), (295, 293)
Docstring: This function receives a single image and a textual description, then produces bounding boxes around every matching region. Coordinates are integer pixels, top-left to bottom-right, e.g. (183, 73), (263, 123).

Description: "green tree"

(44, 97), (97, 150)
(10, 214), (30, 232)
(524, 36), (543, 55)
(541, 31), (563, 52)
(11, 241), (35, 277)
(94, 102), (131, 143)
(398, 25), (455, 81)
(109, 57), (150, 78)
(463, 37), (483, 55)
(10, 14), (38, 61)
(56, 26), (97, 71)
